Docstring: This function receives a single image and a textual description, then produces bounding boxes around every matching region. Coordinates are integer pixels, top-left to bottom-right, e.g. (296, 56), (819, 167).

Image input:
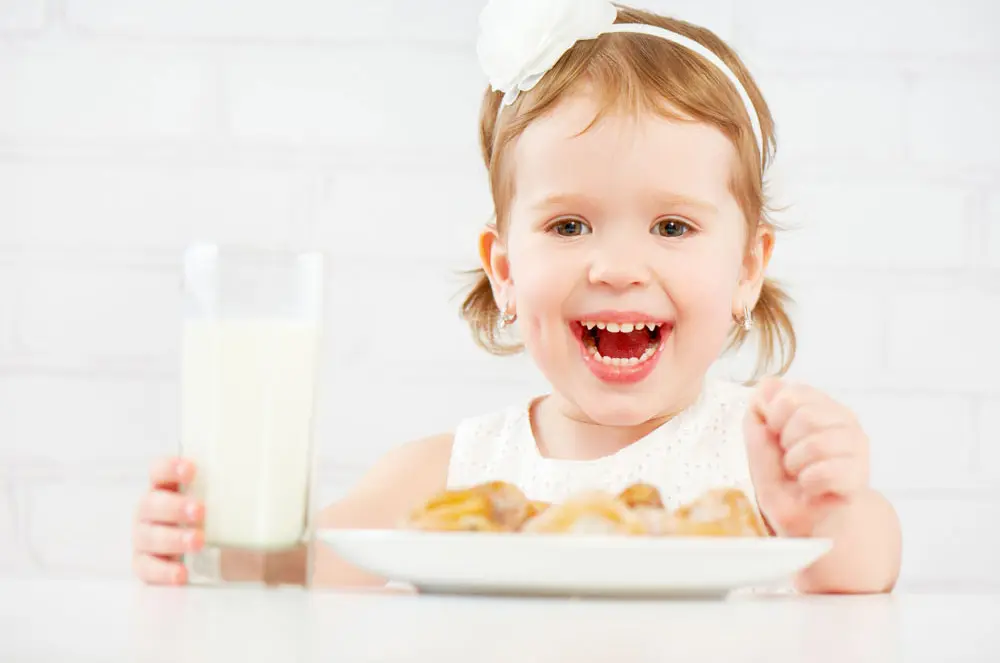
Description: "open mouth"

(572, 320), (668, 367)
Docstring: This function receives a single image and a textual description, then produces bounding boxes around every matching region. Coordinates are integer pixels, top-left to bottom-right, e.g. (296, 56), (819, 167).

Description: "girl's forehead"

(511, 91), (738, 206)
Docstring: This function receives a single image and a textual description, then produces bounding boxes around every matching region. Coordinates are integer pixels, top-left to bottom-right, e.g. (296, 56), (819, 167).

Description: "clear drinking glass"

(179, 243), (325, 587)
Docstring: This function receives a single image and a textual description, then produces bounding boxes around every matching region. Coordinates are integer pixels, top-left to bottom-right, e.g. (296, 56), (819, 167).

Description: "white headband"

(476, 0), (764, 163)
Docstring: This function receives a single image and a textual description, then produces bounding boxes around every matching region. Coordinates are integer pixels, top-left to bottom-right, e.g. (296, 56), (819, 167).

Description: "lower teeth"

(590, 344), (658, 367)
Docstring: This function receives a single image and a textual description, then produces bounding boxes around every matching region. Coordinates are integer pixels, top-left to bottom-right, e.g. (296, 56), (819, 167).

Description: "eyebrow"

(531, 191), (719, 216)
(530, 193), (597, 211)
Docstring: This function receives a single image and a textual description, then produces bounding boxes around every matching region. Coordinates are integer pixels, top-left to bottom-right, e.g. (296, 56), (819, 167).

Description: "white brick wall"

(23, 475), (143, 577)
(737, 0), (999, 58)
(981, 401), (1000, 481)
(0, 0), (45, 32)
(894, 498), (1000, 587)
(987, 194), (1000, 267)
(223, 48), (483, 161)
(64, 0), (482, 44)
(0, 265), (17, 359)
(772, 179), (975, 269)
(0, 477), (27, 571)
(909, 74), (1000, 169)
(755, 72), (908, 163)
(0, 44), (215, 141)
(0, 375), (177, 462)
(850, 394), (978, 492)
(316, 167), (491, 260)
(1, 0), (998, 590)
(0, 164), (321, 249)
(16, 262), (179, 371)
(781, 285), (887, 389)
(886, 290), (999, 392)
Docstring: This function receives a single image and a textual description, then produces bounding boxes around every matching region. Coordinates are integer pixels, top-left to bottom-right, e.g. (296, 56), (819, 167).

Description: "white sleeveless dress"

(432, 378), (796, 595)
(447, 378), (760, 514)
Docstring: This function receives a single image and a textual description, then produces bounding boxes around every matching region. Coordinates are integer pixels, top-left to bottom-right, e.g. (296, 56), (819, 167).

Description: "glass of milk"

(179, 243), (324, 587)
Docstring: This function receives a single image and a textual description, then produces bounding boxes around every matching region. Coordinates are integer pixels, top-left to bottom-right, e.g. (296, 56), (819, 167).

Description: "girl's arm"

(794, 489), (902, 594)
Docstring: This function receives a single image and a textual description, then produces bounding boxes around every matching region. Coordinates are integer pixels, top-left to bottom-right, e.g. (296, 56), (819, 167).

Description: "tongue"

(595, 330), (649, 359)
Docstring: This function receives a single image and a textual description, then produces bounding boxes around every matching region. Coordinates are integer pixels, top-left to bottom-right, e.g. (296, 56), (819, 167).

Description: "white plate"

(317, 530), (833, 598)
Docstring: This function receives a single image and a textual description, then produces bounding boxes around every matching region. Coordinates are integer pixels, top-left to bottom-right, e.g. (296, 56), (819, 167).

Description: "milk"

(180, 318), (321, 551)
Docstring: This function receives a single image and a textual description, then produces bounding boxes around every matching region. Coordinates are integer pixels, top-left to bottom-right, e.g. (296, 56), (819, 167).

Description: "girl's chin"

(561, 392), (672, 428)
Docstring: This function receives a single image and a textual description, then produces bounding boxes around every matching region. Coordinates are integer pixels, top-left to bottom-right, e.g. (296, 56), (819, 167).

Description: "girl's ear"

(479, 223), (515, 312)
(733, 223), (774, 317)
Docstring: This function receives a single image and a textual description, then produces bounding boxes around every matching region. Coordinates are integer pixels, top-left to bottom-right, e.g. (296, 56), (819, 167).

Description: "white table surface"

(2, 576), (998, 662)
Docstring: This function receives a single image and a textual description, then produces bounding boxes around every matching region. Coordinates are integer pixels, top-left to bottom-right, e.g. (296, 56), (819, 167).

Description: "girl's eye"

(552, 219), (591, 237)
(652, 218), (692, 238)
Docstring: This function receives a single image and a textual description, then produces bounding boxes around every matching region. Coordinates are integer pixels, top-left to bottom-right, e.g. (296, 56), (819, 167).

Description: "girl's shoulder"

(450, 400), (530, 450)
(446, 400), (536, 490)
(453, 401), (528, 442)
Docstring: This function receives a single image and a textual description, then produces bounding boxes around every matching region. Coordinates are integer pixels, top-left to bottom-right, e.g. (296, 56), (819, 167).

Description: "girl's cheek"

(666, 261), (741, 331)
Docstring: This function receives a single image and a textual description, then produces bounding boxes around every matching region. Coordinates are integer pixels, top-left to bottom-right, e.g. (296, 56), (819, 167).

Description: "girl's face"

(484, 88), (768, 427)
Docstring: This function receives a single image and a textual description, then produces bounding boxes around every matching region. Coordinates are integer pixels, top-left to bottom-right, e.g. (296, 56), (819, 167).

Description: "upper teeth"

(582, 321), (659, 332)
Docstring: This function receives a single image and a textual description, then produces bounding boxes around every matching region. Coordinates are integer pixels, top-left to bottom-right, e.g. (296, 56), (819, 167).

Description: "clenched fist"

(745, 379), (870, 537)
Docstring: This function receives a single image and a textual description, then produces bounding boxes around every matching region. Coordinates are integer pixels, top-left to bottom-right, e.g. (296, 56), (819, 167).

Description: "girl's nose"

(588, 246), (651, 289)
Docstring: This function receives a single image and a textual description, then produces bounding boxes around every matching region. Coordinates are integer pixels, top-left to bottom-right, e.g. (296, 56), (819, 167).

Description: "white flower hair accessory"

(477, 0), (617, 105)
(476, 0), (764, 163)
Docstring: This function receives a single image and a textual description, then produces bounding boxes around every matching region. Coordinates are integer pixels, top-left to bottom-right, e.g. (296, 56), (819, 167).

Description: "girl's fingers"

(798, 458), (866, 498)
(782, 431), (852, 478)
(148, 457), (195, 491)
(133, 553), (187, 586)
(779, 405), (848, 450)
(137, 490), (203, 526)
(133, 523), (203, 556)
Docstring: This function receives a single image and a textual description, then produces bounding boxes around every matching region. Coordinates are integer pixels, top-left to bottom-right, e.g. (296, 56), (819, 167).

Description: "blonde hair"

(460, 5), (796, 378)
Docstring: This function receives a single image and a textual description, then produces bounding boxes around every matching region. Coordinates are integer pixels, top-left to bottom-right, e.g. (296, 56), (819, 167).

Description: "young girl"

(132, 0), (901, 594)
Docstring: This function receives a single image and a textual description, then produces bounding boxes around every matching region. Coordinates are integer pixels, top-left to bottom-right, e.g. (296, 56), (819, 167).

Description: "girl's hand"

(744, 379), (870, 537)
(132, 458), (204, 585)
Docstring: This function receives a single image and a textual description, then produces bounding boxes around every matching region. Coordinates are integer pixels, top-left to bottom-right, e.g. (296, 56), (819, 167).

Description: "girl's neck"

(529, 381), (705, 461)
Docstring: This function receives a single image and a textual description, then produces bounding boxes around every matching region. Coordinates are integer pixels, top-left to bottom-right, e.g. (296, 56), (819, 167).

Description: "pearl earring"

(498, 306), (516, 330)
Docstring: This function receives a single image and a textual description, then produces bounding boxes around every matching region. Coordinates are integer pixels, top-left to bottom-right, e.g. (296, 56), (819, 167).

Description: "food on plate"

(662, 488), (768, 537)
(612, 482), (673, 534)
(402, 480), (533, 532)
(403, 480), (767, 538)
(521, 491), (647, 535)
(617, 482), (664, 509)
(526, 500), (550, 519)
